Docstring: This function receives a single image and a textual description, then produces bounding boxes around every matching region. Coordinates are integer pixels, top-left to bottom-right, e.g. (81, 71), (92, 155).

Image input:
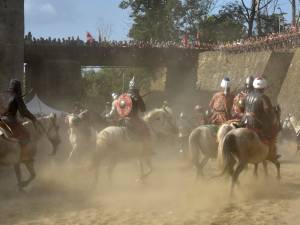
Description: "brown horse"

(217, 106), (281, 195)
(0, 113), (61, 190)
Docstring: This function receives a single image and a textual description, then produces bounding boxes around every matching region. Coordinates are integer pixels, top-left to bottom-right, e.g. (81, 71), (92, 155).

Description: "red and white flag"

(195, 32), (200, 47)
(86, 32), (94, 44)
(181, 33), (189, 47)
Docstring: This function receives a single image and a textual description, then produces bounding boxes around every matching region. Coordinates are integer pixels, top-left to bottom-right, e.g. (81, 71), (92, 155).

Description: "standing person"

(0, 79), (37, 162)
(209, 77), (234, 125)
(241, 77), (275, 143)
(232, 76), (254, 120)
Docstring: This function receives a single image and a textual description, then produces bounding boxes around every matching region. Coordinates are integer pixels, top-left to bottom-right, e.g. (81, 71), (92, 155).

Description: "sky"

(25, 0), (296, 41)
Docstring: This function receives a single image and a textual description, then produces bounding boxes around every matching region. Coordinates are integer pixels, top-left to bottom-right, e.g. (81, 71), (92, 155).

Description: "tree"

(81, 67), (155, 111)
(119, 0), (183, 41)
(240, 0), (275, 37)
(180, 0), (216, 35)
(195, 2), (246, 43)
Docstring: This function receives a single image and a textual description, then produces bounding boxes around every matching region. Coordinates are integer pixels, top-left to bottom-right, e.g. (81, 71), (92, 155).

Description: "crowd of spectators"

(25, 30), (300, 53)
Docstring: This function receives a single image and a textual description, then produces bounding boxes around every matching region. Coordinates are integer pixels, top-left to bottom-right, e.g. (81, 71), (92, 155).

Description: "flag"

(195, 32), (200, 47)
(86, 32), (94, 44)
(181, 33), (189, 47)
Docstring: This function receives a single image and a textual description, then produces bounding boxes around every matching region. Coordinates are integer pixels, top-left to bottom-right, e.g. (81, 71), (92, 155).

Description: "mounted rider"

(0, 79), (37, 161)
(105, 92), (119, 123)
(209, 77), (234, 125)
(177, 112), (193, 154)
(241, 77), (276, 143)
(232, 76), (254, 120)
(115, 77), (152, 154)
(193, 105), (206, 126)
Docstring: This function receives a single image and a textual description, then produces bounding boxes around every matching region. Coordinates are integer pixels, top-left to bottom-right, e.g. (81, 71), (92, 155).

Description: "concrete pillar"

(26, 60), (82, 110)
(0, 0), (24, 89)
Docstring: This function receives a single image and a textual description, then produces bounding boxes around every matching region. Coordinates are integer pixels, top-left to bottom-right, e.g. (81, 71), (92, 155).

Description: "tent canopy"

(26, 94), (65, 116)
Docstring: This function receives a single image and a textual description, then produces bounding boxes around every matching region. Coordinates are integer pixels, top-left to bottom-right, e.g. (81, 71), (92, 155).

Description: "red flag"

(181, 33), (189, 47)
(86, 32), (94, 44)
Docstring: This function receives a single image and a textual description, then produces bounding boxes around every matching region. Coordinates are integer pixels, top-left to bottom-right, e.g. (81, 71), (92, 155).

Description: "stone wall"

(196, 50), (294, 106)
(0, 0), (24, 89)
(278, 49), (300, 118)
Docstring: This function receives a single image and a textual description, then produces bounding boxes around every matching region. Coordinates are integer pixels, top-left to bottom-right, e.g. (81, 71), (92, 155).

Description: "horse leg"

(270, 158), (281, 180)
(253, 164), (258, 178)
(14, 163), (23, 190)
(231, 163), (245, 196)
(20, 160), (36, 188)
(107, 159), (117, 183)
(138, 157), (153, 181)
(196, 157), (209, 179)
(263, 161), (269, 177)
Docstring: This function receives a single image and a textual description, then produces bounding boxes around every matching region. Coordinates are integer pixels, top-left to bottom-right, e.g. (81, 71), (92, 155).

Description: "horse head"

(145, 107), (178, 136)
(38, 113), (61, 155)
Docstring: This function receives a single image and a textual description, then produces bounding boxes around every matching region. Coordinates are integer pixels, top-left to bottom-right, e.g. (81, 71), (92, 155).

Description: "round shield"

(115, 93), (132, 118)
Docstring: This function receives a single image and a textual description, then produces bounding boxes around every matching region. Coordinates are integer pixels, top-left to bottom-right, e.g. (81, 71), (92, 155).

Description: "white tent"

(26, 94), (65, 116)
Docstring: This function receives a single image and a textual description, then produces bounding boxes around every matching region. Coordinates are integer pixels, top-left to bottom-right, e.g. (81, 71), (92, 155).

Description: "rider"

(125, 77), (152, 154)
(0, 79), (37, 161)
(232, 76), (254, 120)
(193, 105), (206, 126)
(177, 112), (193, 154)
(209, 77), (234, 125)
(241, 77), (275, 143)
(105, 92), (119, 123)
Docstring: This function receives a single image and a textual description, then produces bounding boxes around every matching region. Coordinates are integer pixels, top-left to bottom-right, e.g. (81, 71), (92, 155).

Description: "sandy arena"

(0, 141), (299, 225)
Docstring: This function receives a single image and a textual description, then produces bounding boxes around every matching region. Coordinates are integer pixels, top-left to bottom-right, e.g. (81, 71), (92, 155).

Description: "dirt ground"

(0, 141), (300, 225)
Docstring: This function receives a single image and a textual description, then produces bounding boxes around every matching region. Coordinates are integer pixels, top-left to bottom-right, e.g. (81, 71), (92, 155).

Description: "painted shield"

(115, 93), (132, 118)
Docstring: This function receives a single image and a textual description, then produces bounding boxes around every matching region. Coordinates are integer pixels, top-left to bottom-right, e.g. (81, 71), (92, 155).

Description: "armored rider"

(0, 79), (37, 161)
(232, 76), (254, 120)
(105, 92), (119, 123)
(241, 77), (275, 143)
(209, 77), (234, 125)
(127, 77), (153, 154)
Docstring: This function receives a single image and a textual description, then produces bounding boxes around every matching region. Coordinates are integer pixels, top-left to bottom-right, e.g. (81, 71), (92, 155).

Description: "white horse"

(66, 110), (107, 162)
(0, 113), (61, 189)
(91, 107), (178, 184)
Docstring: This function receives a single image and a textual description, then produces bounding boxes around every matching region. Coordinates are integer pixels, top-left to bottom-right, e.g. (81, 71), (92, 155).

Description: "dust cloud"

(0, 140), (300, 225)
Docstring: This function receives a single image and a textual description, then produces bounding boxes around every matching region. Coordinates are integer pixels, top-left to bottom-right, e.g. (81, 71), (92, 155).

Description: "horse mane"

(143, 107), (173, 122)
(217, 123), (235, 143)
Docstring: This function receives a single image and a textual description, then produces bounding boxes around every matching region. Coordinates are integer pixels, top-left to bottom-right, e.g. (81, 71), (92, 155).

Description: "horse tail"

(212, 132), (236, 179)
(189, 128), (201, 166)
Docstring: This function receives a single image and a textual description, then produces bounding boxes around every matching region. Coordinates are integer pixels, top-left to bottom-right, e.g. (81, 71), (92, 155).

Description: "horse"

(0, 113), (61, 189)
(91, 107), (178, 184)
(217, 106), (281, 195)
(66, 109), (107, 162)
(188, 124), (219, 178)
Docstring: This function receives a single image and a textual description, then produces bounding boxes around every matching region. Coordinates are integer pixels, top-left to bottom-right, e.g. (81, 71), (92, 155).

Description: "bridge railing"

(25, 31), (300, 53)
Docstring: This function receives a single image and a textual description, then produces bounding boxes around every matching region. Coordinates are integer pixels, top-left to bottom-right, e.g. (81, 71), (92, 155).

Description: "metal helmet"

(111, 92), (118, 100)
(253, 77), (268, 89)
(129, 76), (138, 90)
(245, 76), (254, 88)
(220, 77), (231, 89)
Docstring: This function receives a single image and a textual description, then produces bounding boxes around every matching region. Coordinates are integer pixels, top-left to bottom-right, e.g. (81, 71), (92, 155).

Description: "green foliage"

(120, 0), (183, 41)
(198, 2), (247, 42)
(119, 0), (247, 43)
(81, 67), (154, 110)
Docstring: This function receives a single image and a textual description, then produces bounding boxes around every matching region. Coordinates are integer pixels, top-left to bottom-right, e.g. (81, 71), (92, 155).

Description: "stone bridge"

(24, 42), (203, 108)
